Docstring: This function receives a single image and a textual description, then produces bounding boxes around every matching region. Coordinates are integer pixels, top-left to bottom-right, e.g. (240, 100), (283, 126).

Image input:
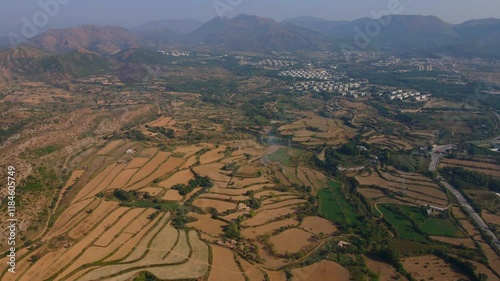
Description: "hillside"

(26, 25), (141, 55)
(0, 46), (114, 80)
(187, 14), (325, 50)
(286, 15), (500, 56)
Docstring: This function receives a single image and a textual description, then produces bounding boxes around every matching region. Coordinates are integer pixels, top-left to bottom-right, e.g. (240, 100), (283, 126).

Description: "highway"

(429, 145), (500, 252)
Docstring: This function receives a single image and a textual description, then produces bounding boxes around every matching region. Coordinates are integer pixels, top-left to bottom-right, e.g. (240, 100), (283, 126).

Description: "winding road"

(429, 145), (500, 252)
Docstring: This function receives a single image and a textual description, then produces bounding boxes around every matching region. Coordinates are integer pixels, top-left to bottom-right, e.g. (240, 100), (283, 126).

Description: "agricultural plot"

(318, 181), (357, 225)
(243, 206), (297, 227)
(269, 228), (314, 254)
(126, 151), (170, 187)
(208, 246), (246, 281)
(187, 213), (226, 237)
(260, 198), (307, 211)
(429, 236), (476, 248)
(291, 260), (350, 281)
(440, 158), (500, 177)
(193, 198), (237, 213)
(127, 155), (184, 190)
(125, 157), (149, 169)
(300, 216), (338, 235)
(355, 169), (448, 208)
(238, 257), (266, 281)
(363, 256), (402, 281)
(242, 218), (299, 239)
(72, 163), (118, 203)
(77, 231), (209, 281)
(380, 204), (464, 242)
(279, 113), (356, 146)
(108, 168), (138, 189)
(159, 169), (195, 188)
(200, 145), (227, 164)
(366, 137), (412, 151)
(378, 205), (428, 242)
(54, 169), (85, 211)
(97, 139), (126, 155)
(162, 189), (184, 201)
(401, 255), (469, 281)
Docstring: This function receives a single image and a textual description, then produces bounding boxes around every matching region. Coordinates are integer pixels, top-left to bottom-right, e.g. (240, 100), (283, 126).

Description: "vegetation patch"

(318, 181), (357, 225)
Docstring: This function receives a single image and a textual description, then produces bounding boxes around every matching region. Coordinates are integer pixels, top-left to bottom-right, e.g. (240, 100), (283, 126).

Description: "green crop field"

(379, 205), (428, 242)
(398, 206), (463, 237)
(421, 219), (463, 237)
(318, 181), (357, 225)
(380, 205), (464, 241)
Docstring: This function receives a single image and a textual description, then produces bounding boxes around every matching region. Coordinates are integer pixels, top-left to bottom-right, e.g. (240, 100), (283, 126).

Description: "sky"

(1, 0), (500, 35)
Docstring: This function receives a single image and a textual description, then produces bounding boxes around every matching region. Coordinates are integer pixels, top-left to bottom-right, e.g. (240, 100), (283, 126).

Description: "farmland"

(318, 181), (357, 225)
(1, 46), (499, 281)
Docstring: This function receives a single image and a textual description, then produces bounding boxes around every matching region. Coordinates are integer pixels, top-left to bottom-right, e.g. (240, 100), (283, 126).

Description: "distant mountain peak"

(187, 14), (325, 51)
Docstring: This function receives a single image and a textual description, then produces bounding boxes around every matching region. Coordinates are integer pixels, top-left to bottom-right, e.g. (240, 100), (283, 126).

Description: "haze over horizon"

(1, 0), (500, 36)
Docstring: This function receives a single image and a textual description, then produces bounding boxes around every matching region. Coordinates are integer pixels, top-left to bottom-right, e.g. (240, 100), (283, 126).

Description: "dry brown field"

(163, 189), (184, 201)
(67, 202), (123, 240)
(140, 187), (163, 196)
(200, 145), (227, 164)
(300, 216), (338, 235)
(159, 169), (195, 188)
(482, 211), (500, 225)
(201, 193), (249, 201)
(291, 260), (350, 281)
(193, 198), (236, 213)
(364, 256), (404, 281)
(281, 166), (302, 186)
(193, 163), (231, 182)
(211, 184), (271, 196)
(243, 206), (297, 227)
(401, 255), (469, 281)
(357, 187), (386, 199)
(127, 151), (170, 186)
(54, 169), (85, 210)
(72, 164), (117, 203)
(254, 190), (295, 199)
(208, 246), (246, 281)
(238, 257), (266, 281)
(108, 168), (138, 189)
(263, 269), (287, 281)
(430, 236), (477, 248)
(187, 213), (226, 237)
(97, 140), (126, 155)
(242, 218), (299, 239)
(125, 157), (150, 169)
(269, 228), (314, 254)
(260, 199), (307, 211)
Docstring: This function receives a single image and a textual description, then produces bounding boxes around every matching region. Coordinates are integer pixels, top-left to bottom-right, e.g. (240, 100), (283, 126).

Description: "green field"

(318, 181), (357, 225)
(398, 206), (463, 237)
(379, 205), (428, 242)
(380, 205), (464, 241)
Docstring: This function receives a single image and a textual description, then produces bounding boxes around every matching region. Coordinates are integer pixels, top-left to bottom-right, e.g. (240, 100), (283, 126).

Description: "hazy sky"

(1, 0), (500, 34)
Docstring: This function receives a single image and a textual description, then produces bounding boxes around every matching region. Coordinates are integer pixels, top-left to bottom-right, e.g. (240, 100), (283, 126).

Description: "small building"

(126, 149), (137, 155)
(337, 241), (350, 248)
(236, 203), (250, 212)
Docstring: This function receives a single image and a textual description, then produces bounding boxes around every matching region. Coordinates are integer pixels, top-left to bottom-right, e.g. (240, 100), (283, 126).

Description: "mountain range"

(1, 14), (500, 62)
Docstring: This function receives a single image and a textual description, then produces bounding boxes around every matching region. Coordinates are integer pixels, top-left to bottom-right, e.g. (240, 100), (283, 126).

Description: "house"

(236, 203), (250, 212)
(126, 149), (137, 155)
(426, 205), (445, 215)
(337, 241), (350, 248)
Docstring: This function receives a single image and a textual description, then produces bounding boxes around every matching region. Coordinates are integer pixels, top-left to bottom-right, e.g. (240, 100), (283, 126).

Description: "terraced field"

(355, 168), (449, 208)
